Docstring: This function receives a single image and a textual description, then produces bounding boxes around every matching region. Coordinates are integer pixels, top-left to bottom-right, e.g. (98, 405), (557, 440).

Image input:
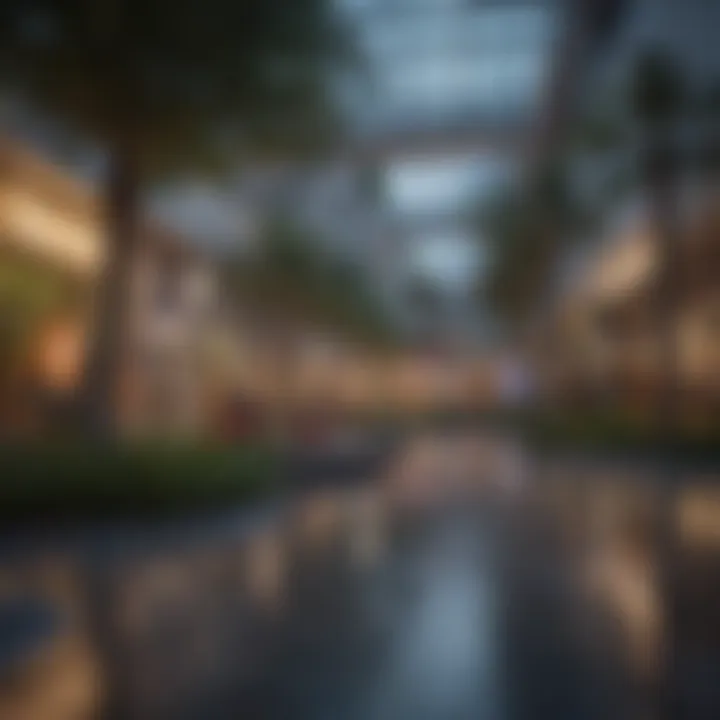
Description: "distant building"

(0, 138), (218, 437)
(541, 199), (720, 421)
(544, 0), (720, 421)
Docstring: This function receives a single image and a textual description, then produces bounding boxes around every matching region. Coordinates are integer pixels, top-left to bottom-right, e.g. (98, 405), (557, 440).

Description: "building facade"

(0, 138), (218, 437)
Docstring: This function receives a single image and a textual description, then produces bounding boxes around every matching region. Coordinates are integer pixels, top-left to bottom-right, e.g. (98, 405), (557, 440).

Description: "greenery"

(223, 219), (395, 444)
(507, 410), (720, 463)
(0, 0), (349, 433)
(474, 160), (597, 329)
(0, 1), (347, 169)
(475, 49), (719, 336)
(407, 276), (446, 337)
(0, 249), (85, 386)
(0, 444), (279, 522)
(226, 219), (394, 347)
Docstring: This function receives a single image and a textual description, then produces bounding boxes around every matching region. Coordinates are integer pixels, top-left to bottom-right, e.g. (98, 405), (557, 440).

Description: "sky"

(383, 155), (510, 290)
(348, 1), (552, 130)
(350, 0), (552, 295)
(1, 0), (553, 303)
(413, 233), (483, 289)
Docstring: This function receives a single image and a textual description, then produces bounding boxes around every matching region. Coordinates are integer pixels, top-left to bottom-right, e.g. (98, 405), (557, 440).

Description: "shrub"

(525, 411), (720, 463)
(0, 443), (279, 522)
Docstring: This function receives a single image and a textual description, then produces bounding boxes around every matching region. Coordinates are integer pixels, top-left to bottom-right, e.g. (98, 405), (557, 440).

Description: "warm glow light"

(589, 231), (655, 300)
(1, 190), (102, 274)
(35, 319), (85, 391)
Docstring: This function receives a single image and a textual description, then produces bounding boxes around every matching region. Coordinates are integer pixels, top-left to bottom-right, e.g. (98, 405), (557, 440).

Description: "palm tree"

(0, 0), (347, 436)
(573, 55), (720, 719)
(224, 219), (393, 442)
(627, 53), (686, 437)
(474, 158), (596, 334)
(407, 276), (446, 341)
(478, 51), (712, 422)
(628, 53), (691, 720)
(481, 41), (711, 717)
(227, 219), (392, 346)
(575, 53), (720, 432)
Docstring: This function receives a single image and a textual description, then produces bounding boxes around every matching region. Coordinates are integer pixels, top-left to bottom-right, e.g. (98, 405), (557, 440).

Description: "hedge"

(0, 443), (279, 522)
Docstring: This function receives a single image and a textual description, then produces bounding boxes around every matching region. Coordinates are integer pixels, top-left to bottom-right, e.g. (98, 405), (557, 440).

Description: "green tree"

(575, 53), (720, 427)
(0, 252), (83, 387)
(320, 256), (394, 348)
(224, 219), (393, 439)
(477, 51), (718, 356)
(407, 275), (446, 340)
(474, 159), (596, 333)
(227, 219), (391, 346)
(628, 53), (686, 436)
(0, 0), (347, 435)
(579, 64), (720, 720)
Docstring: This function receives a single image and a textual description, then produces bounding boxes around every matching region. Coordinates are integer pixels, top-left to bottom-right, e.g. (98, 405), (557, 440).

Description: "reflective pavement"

(1, 434), (719, 719)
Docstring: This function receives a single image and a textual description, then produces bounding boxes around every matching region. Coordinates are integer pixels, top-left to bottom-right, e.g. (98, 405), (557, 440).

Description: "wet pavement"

(1, 434), (719, 719)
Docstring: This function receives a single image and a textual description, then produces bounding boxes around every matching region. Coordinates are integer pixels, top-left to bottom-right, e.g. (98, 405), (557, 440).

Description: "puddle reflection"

(245, 528), (288, 613)
(1, 439), (719, 719)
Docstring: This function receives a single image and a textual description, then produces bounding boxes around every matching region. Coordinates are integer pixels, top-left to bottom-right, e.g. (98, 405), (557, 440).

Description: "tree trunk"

(645, 141), (682, 720)
(527, 0), (592, 172)
(79, 149), (141, 439)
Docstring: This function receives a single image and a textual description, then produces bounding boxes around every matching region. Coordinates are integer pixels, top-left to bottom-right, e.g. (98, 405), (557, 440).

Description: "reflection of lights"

(347, 492), (386, 569)
(387, 437), (478, 507)
(679, 488), (720, 548)
(297, 493), (344, 552)
(119, 560), (192, 634)
(245, 530), (287, 612)
(587, 544), (660, 679)
(0, 635), (101, 720)
(382, 525), (499, 709)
